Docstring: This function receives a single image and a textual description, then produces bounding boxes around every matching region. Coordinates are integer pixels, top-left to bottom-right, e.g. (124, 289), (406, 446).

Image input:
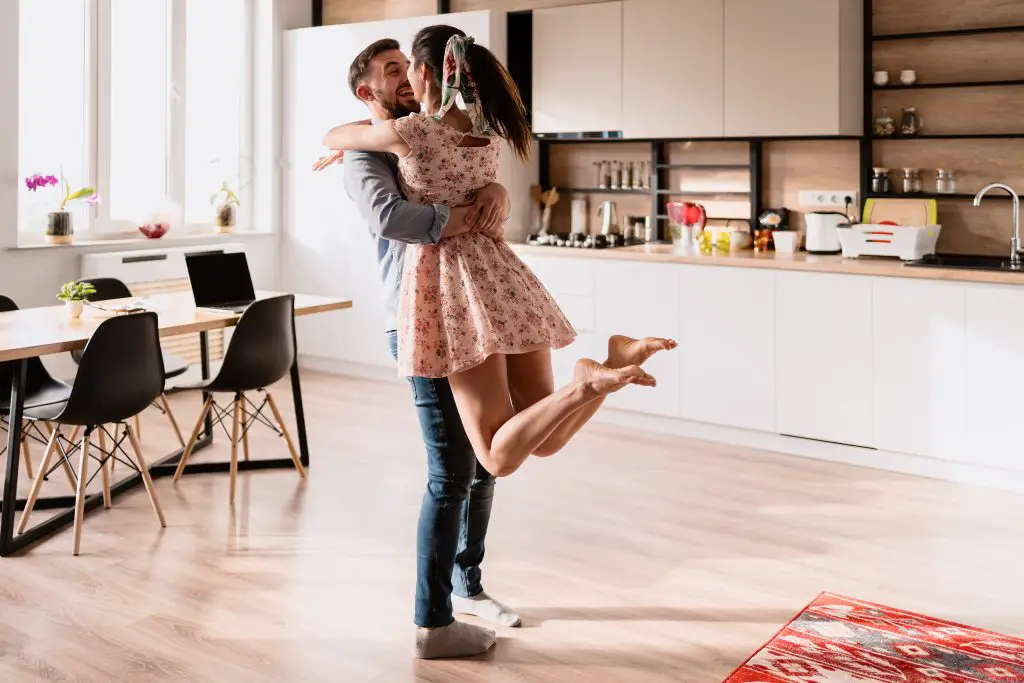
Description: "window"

(18, 0), (89, 233)
(18, 0), (263, 236)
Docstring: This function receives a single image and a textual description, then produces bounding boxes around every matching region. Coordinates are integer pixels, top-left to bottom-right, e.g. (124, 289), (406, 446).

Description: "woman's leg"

(448, 353), (653, 478)
(507, 336), (678, 457)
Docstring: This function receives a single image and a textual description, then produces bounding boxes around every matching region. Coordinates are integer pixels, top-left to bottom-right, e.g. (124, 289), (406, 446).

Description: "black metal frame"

(0, 330), (312, 557)
(861, 3), (1024, 202)
(312, 0), (322, 27)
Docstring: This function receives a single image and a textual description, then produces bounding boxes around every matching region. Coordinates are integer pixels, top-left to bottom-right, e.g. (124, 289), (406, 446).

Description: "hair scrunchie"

(434, 34), (493, 137)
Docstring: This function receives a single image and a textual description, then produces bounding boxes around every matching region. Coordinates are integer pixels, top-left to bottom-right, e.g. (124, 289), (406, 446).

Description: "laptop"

(185, 251), (257, 313)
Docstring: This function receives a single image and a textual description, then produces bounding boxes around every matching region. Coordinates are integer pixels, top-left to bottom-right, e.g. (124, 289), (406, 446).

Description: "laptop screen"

(185, 252), (256, 308)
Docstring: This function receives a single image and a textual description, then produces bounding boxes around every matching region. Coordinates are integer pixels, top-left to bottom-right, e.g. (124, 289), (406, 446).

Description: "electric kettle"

(805, 211), (848, 255)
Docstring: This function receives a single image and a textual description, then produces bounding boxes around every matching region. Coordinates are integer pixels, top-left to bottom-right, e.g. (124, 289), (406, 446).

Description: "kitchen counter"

(510, 243), (1024, 286)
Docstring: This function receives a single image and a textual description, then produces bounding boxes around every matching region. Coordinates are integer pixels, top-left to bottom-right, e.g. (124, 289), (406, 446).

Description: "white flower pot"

(66, 300), (83, 319)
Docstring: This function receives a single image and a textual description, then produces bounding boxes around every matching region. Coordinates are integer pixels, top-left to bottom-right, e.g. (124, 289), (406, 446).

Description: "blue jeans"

(388, 331), (496, 627)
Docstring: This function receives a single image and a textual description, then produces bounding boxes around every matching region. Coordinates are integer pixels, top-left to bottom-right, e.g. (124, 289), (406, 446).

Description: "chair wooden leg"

(241, 397), (250, 463)
(60, 426), (81, 491)
(265, 392), (307, 479)
(125, 424), (166, 527)
(173, 397), (214, 483)
(229, 395), (241, 504)
(72, 432), (90, 556)
(17, 427), (61, 534)
(134, 414), (141, 441)
(159, 394), (186, 448)
(98, 428), (111, 509)
(20, 426), (33, 479)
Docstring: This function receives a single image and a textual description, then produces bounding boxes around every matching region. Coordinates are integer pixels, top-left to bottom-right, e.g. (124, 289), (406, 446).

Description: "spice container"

(936, 169), (957, 194)
(873, 107), (896, 137)
(871, 168), (891, 194)
(610, 161), (622, 189)
(900, 106), (922, 136)
(902, 168), (922, 194)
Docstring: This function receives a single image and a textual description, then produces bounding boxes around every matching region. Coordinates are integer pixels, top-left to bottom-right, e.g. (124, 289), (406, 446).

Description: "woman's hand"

(312, 151), (344, 171)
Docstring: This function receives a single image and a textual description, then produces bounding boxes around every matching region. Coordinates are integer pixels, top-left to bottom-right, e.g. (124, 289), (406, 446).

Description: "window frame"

(23, 0), (258, 237)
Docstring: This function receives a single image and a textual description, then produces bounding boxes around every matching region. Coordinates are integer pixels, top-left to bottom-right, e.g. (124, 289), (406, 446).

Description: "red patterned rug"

(724, 592), (1024, 682)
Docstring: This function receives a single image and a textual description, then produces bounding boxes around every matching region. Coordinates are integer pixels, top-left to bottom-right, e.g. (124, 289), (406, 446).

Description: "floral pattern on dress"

(393, 114), (576, 378)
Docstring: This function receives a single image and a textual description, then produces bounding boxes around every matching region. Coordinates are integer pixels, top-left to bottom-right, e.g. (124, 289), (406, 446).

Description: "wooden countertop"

(510, 243), (1024, 286)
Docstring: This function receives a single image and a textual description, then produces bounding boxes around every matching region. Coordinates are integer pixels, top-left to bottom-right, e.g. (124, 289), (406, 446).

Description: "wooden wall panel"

(873, 0), (1024, 36)
(323, 0), (434, 25)
(874, 86), (1024, 136)
(763, 141), (860, 233)
(873, 34), (1024, 84)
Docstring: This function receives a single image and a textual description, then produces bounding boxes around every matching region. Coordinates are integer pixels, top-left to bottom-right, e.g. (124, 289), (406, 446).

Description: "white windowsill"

(9, 229), (275, 251)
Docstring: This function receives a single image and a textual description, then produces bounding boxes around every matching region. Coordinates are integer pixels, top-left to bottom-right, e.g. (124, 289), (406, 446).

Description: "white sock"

(415, 620), (496, 659)
(452, 592), (522, 628)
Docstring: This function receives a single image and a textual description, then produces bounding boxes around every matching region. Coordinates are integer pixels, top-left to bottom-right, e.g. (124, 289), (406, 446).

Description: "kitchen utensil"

(900, 69), (917, 85)
(570, 196), (588, 235)
(540, 187), (560, 234)
(666, 201), (706, 251)
(805, 211), (847, 254)
(596, 200), (618, 236)
(873, 71), (889, 86)
(862, 198), (938, 227)
(772, 231), (802, 254)
(837, 223), (941, 260)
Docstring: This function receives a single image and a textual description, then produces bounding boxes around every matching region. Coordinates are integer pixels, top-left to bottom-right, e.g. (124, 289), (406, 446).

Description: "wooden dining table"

(0, 290), (351, 556)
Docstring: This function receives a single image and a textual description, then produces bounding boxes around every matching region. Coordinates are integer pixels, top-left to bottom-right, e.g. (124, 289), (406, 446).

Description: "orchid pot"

(25, 172), (99, 245)
(46, 211), (74, 245)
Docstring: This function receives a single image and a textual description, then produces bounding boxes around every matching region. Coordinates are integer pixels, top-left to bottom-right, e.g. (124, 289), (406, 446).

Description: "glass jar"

(873, 107), (896, 137)
(902, 168), (922, 194)
(900, 106), (922, 136)
(871, 168), (891, 194)
(936, 169), (957, 194)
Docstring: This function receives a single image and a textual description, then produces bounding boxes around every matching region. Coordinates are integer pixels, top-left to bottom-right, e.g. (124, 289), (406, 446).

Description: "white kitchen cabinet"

(531, 2), (623, 134)
(775, 272), (872, 447)
(679, 266), (774, 431)
(622, 0), (724, 138)
(723, 0), (862, 136)
(872, 279), (965, 460)
(965, 286), (1024, 473)
(594, 261), (681, 417)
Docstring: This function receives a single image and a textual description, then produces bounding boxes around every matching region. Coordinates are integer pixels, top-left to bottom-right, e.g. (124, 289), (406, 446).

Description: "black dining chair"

(0, 295), (75, 485)
(173, 295), (305, 503)
(72, 278), (189, 447)
(18, 312), (167, 555)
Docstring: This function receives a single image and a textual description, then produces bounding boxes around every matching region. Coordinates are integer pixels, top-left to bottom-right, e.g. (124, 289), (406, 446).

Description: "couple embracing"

(316, 25), (676, 659)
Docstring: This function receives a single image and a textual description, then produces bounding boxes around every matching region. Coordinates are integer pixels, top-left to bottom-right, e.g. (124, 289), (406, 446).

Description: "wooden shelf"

(871, 134), (1024, 140)
(873, 25), (1024, 42)
(557, 187), (649, 194)
(865, 192), (1016, 201)
(655, 163), (750, 170)
(874, 79), (1024, 91)
(656, 190), (751, 198)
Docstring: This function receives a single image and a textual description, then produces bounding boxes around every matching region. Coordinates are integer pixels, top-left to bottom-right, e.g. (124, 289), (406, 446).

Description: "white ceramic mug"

(900, 70), (917, 85)
(772, 231), (801, 254)
(873, 71), (889, 86)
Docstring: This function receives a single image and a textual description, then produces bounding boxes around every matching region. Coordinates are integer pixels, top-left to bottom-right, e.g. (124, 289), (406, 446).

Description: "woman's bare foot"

(574, 358), (655, 395)
(606, 335), (678, 369)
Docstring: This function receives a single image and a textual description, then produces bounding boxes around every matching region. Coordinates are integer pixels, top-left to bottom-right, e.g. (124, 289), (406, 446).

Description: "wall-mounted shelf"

(865, 192), (1016, 201)
(872, 25), (1024, 41)
(871, 133), (1024, 140)
(874, 79), (1024, 91)
(558, 187), (649, 195)
(655, 163), (749, 170)
(656, 190), (751, 198)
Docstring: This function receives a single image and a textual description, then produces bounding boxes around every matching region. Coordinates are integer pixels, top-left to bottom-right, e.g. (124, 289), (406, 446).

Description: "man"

(325, 39), (517, 660)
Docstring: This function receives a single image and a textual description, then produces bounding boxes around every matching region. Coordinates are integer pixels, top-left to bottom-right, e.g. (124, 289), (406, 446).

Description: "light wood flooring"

(1, 372), (1022, 682)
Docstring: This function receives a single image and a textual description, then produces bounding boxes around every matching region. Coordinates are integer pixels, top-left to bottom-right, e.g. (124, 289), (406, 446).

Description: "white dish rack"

(837, 223), (942, 261)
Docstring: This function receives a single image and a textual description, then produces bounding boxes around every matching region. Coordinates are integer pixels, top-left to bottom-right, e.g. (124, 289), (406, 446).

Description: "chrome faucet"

(974, 182), (1021, 266)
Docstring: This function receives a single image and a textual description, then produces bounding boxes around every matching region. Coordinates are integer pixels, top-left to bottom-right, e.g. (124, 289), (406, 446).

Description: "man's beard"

(375, 89), (418, 119)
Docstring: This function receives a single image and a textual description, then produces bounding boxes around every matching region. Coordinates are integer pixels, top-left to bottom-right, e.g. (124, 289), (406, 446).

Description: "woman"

(322, 25), (675, 477)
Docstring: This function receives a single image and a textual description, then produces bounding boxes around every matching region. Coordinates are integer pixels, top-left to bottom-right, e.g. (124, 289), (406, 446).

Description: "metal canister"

(644, 215), (655, 243)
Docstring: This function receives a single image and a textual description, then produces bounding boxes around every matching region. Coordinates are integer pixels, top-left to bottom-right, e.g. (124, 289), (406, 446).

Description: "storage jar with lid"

(871, 168), (891, 194)
(936, 169), (957, 194)
(902, 168), (922, 194)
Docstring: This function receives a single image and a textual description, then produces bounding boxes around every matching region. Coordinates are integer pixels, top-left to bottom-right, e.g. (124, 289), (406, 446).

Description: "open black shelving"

(872, 25), (1024, 41)
(558, 187), (649, 195)
(871, 133), (1024, 140)
(656, 190), (751, 198)
(655, 163), (749, 170)
(874, 79), (1024, 91)
(865, 192), (1015, 201)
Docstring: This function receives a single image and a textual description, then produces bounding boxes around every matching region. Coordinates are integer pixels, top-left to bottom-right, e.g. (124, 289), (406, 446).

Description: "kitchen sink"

(904, 253), (1024, 273)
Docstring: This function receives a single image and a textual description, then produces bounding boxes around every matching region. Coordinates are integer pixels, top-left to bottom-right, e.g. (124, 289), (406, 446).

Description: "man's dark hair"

(348, 38), (400, 96)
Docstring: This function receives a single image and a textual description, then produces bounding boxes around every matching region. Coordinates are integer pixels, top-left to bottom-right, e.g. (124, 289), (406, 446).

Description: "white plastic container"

(837, 223), (941, 261)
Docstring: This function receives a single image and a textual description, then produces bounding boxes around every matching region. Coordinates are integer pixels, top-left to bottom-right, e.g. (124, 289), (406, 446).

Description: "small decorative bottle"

(936, 169), (957, 194)
(900, 106), (922, 136)
(871, 168), (891, 194)
(873, 107), (896, 137)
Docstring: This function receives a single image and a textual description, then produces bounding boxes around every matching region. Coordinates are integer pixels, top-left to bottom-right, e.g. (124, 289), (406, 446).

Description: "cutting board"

(862, 198), (938, 226)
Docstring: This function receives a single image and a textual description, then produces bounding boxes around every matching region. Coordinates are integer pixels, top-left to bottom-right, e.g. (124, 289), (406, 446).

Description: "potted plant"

(211, 181), (240, 233)
(57, 280), (96, 319)
(25, 171), (99, 245)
